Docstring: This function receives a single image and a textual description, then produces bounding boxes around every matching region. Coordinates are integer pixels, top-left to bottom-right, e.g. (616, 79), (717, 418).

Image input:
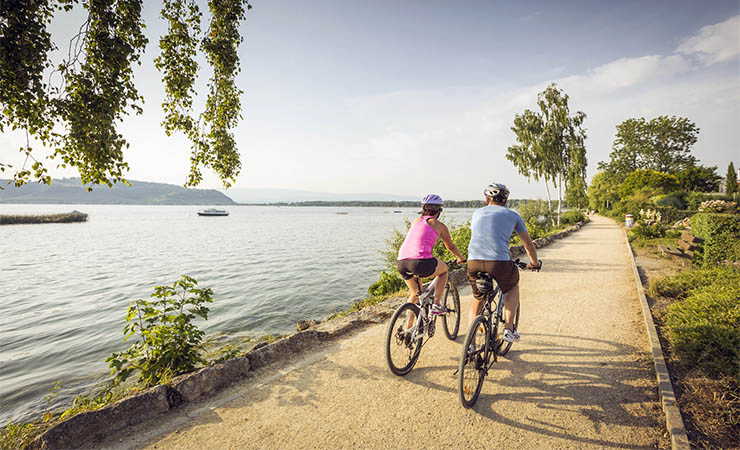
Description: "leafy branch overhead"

(0, 0), (251, 189)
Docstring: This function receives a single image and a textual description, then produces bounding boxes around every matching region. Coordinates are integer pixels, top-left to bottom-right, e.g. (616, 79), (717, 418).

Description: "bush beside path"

(92, 215), (668, 449)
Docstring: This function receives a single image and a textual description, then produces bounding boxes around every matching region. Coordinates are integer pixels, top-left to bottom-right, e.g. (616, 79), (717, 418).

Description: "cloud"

(676, 15), (740, 65)
(586, 54), (691, 89)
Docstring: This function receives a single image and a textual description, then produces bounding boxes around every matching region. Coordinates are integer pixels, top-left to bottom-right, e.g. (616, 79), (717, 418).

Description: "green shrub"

(627, 222), (665, 242)
(524, 216), (547, 239)
(380, 218), (411, 270)
(368, 270), (406, 297)
(106, 275), (213, 387)
(691, 213), (740, 266)
(433, 220), (471, 261)
(652, 192), (687, 210)
(653, 206), (696, 224)
(516, 199), (552, 223)
(618, 170), (680, 198)
(650, 266), (740, 298)
(664, 281), (740, 378)
(560, 210), (585, 225)
(614, 187), (659, 218)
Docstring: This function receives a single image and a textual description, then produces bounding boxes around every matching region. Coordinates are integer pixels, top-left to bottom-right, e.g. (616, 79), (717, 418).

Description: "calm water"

(0, 205), (473, 424)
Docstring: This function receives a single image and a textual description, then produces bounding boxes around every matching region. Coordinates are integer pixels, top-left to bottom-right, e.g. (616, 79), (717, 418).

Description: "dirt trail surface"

(101, 215), (667, 449)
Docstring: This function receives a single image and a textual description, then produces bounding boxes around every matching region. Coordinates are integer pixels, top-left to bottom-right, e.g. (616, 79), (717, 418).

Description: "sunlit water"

(0, 205), (473, 424)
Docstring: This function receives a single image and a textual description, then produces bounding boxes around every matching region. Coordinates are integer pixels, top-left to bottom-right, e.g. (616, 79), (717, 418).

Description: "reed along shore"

(0, 210), (88, 225)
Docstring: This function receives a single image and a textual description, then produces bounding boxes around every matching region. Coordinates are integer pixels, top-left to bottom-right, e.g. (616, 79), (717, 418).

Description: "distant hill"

(221, 187), (418, 203)
(0, 178), (236, 205)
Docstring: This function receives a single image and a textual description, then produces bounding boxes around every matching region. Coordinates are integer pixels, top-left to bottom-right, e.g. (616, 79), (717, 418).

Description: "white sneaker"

(502, 329), (520, 343)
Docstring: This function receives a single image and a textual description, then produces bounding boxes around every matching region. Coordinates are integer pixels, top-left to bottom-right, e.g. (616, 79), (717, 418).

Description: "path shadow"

(401, 333), (661, 449)
(537, 258), (624, 273)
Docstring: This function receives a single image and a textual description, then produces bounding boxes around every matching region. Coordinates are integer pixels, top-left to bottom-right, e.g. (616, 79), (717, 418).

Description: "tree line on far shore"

(249, 199), (531, 208)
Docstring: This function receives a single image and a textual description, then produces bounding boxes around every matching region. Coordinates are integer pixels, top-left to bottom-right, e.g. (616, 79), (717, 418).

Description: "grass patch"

(648, 266), (740, 447)
(0, 386), (136, 450)
(648, 266), (740, 299)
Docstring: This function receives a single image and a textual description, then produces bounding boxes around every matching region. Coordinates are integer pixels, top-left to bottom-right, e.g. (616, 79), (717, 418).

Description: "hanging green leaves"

(0, 0), (251, 189)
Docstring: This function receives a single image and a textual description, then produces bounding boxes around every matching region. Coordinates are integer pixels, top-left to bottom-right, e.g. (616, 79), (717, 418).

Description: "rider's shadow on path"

(404, 333), (662, 449)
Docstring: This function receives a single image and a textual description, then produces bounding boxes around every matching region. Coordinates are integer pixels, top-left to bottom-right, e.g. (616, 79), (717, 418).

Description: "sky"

(1, 0), (739, 200)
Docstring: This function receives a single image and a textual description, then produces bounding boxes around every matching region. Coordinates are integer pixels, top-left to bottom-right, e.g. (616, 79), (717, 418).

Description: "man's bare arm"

(517, 231), (539, 268)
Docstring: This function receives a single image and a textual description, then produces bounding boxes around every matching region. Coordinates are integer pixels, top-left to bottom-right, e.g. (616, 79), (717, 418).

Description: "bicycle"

(458, 258), (542, 407)
(385, 260), (463, 376)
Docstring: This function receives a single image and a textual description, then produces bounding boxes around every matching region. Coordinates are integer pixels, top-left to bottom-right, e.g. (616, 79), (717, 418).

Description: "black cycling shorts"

(396, 258), (438, 280)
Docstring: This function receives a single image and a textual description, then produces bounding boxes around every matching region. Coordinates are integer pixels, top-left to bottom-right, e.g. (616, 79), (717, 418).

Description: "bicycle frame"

(476, 276), (506, 370)
(406, 275), (439, 341)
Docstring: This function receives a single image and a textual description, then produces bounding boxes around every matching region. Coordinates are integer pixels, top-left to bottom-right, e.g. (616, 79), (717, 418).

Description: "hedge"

(664, 279), (740, 378)
(691, 213), (740, 266)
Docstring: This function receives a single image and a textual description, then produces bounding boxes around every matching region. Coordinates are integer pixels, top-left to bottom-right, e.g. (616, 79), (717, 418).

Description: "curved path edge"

(29, 220), (590, 450)
(623, 229), (690, 450)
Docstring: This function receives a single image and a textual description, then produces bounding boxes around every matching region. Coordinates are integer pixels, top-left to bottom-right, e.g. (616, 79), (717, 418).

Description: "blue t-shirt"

(468, 205), (527, 261)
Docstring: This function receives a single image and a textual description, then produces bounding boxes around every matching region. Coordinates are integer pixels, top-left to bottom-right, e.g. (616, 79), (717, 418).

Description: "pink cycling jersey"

(397, 216), (439, 260)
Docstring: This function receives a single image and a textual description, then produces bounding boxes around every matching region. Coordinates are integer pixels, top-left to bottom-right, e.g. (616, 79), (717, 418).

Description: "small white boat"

(197, 208), (229, 216)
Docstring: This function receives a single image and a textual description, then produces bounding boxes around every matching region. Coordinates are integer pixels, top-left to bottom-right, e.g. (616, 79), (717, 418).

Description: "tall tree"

(588, 171), (620, 212)
(599, 116), (699, 176)
(727, 162), (738, 196)
(0, 0), (251, 189)
(508, 83), (587, 224)
(506, 109), (554, 208)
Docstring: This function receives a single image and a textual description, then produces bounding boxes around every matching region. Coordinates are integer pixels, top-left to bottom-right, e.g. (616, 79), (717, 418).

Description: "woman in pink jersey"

(397, 194), (466, 315)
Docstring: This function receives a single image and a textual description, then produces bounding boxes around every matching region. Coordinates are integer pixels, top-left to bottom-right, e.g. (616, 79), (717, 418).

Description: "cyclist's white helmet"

(421, 193), (444, 205)
(484, 183), (509, 203)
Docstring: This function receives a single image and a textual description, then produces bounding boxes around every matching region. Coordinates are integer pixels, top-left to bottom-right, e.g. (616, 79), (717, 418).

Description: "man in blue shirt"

(467, 183), (540, 342)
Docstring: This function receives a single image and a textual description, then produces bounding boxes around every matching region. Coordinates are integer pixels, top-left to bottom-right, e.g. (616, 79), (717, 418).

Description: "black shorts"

(397, 258), (438, 280)
(467, 259), (520, 298)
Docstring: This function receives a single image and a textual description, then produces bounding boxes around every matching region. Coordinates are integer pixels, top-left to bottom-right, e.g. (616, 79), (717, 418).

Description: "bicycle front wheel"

(498, 303), (520, 356)
(442, 283), (461, 340)
(385, 302), (423, 376)
(458, 315), (490, 408)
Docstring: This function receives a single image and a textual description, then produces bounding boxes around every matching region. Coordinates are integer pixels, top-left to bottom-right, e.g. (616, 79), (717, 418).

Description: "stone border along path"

(623, 231), (690, 450)
(30, 218), (598, 449)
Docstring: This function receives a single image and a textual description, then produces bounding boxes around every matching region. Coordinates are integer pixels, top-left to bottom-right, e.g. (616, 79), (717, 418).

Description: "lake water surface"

(0, 205), (473, 424)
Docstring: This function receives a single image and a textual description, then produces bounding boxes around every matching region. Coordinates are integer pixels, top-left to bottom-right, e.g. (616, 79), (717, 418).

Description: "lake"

(0, 204), (474, 424)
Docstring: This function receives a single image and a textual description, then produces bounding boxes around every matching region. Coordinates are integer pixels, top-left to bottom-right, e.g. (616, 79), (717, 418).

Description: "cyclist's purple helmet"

(421, 193), (443, 205)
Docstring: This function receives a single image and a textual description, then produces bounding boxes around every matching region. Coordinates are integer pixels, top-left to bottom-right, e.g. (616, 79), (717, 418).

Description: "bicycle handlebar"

(445, 259), (466, 269)
(445, 258), (541, 272)
(513, 258), (543, 272)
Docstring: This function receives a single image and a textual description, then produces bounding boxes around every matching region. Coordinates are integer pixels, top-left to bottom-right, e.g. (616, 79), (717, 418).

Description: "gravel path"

(108, 215), (666, 449)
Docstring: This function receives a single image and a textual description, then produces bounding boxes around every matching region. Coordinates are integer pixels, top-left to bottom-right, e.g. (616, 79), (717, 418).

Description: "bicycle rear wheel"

(385, 302), (424, 376)
(458, 315), (490, 408)
(442, 283), (461, 340)
(498, 303), (519, 356)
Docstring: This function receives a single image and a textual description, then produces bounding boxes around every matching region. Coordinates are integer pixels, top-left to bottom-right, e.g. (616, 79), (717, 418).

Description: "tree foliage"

(618, 169), (680, 199)
(599, 116), (699, 176)
(507, 83), (588, 221)
(587, 171), (620, 212)
(0, 0), (250, 189)
(727, 162), (737, 196)
(675, 164), (721, 192)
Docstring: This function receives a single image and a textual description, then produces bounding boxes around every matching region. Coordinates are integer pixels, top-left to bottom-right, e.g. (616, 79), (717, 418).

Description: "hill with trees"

(0, 178), (236, 205)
